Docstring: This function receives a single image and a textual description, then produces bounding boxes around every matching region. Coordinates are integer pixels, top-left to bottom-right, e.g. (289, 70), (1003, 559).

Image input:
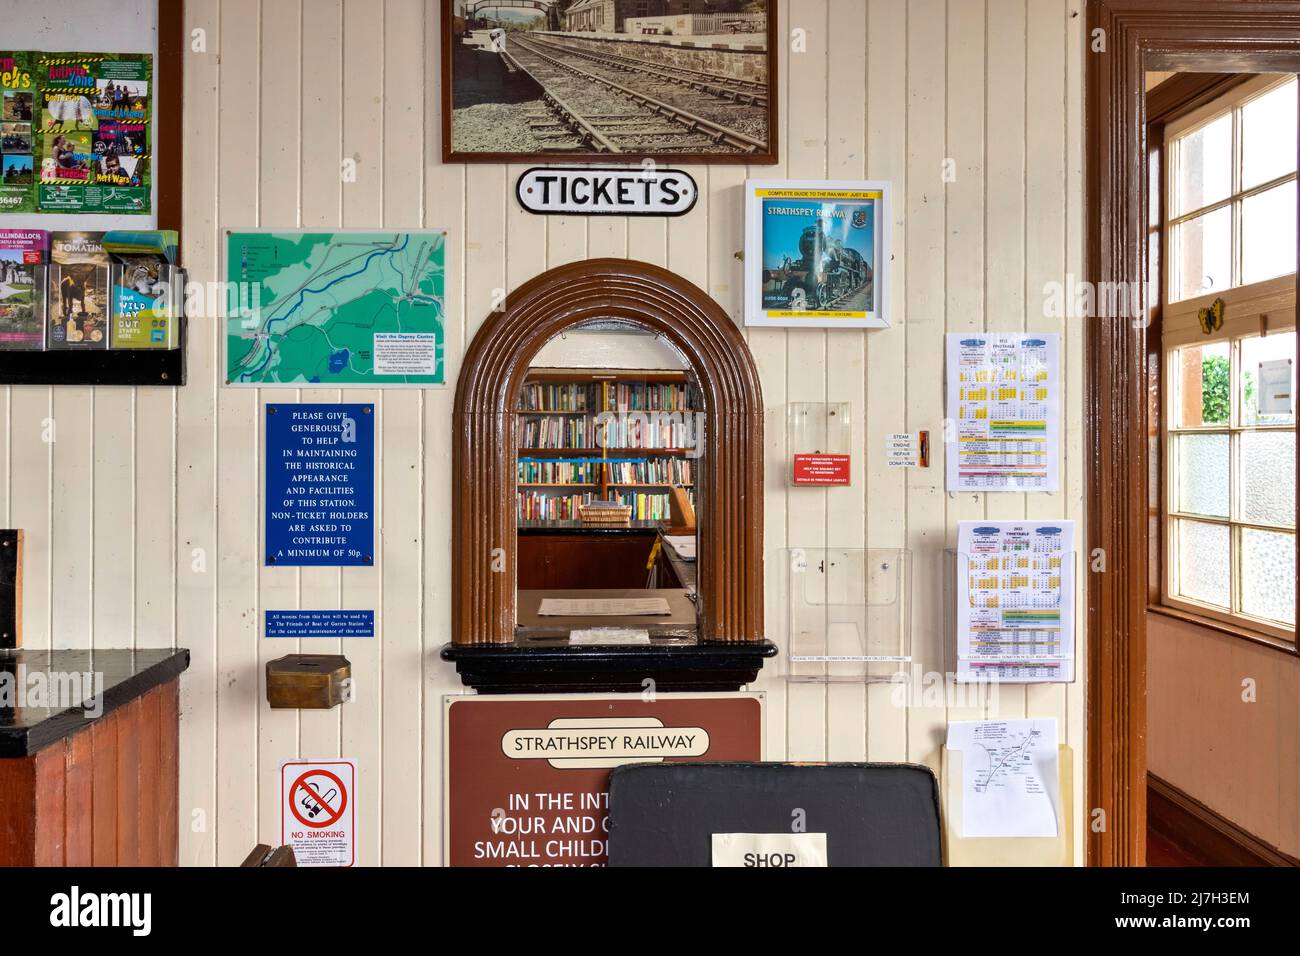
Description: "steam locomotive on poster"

(762, 216), (872, 311)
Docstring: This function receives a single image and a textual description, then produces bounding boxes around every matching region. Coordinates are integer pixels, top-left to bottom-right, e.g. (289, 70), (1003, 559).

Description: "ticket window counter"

(441, 260), (774, 693)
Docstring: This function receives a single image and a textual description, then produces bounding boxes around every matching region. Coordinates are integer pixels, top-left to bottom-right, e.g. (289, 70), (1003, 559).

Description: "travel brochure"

(0, 227), (177, 350)
(0, 50), (152, 215)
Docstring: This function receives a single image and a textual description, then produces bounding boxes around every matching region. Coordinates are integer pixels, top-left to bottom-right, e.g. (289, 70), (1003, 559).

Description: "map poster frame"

(223, 228), (449, 388)
(743, 179), (891, 330)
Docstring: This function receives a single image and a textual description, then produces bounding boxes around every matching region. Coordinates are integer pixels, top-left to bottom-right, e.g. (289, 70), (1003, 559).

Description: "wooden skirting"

(1148, 774), (1299, 868)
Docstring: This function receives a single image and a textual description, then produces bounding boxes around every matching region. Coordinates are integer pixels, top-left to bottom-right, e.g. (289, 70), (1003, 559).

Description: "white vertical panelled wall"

(0, 0), (1087, 865)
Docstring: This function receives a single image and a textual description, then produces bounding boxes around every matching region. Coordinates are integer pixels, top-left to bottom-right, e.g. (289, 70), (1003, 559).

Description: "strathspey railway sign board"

(515, 166), (698, 217)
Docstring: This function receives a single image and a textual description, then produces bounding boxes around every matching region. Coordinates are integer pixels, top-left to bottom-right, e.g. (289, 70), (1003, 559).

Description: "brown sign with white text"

(444, 694), (763, 867)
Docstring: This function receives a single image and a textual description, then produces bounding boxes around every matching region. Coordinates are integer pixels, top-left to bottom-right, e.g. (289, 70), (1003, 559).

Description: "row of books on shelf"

(607, 381), (697, 412)
(519, 416), (602, 450)
(516, 489), (693, 522)
(601, 415), (698, 450)
(519, 415), (699, 450)
(518, 491), (589, 522)
(618, 491), (680, 522)
(605, 458), (695, 484)
(0, 229), (181, 351)
(517, 382), (599, 412)
(516, 380), (698, 413)
(517, 457), (695, 485)
(517, 458), (602, 485)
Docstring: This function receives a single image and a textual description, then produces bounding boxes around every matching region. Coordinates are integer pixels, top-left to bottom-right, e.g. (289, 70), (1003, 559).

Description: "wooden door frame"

(1085, 0), (1300, 866)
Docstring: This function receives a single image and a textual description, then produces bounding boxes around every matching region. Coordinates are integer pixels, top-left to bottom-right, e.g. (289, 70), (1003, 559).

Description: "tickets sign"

(516, 166), (698, 216)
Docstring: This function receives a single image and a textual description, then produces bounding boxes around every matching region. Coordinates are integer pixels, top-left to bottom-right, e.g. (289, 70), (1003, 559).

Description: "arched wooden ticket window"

(444, 259), (772, 691)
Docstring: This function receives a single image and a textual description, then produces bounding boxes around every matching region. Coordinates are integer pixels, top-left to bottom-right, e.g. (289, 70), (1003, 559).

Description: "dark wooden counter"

(516, 519), (665, 534)
(516, 523), (661, 590)
(0, 647), (189, 866)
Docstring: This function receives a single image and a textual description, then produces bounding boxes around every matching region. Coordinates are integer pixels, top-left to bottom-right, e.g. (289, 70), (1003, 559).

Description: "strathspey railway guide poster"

(0, 51), (152, 215)
(744, 180), (891, 329)
(225, 230), (447, 387)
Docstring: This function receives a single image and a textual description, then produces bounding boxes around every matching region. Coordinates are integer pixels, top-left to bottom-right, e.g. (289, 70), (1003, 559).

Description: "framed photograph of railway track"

(442, 1), (777, 164)
(744, 180), (892, 330)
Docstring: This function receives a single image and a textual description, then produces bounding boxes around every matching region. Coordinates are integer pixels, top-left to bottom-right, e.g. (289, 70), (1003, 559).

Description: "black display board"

(0, 326), (186, 386)
(0, 530), (19, 648)
(607, 762), (943, 867)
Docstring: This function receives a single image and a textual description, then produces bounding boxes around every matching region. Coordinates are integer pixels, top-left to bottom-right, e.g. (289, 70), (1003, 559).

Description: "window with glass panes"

(1166, 75), (1297, 302)
(1162, 75), (1297, 642)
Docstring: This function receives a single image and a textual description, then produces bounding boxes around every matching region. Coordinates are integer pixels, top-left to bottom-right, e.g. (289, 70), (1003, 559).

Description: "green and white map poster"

(225, 230), (447, 387)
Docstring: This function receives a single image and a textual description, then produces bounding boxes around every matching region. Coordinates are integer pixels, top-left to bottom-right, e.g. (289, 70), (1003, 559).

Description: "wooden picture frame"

(440, 0), (778, 165)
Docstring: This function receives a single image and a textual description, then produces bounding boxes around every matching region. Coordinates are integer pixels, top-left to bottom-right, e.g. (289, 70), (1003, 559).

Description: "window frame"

(1159, 74), (1298, 650)
(1161, 302), (1296, 643)
(1164, 74), (1298, 304)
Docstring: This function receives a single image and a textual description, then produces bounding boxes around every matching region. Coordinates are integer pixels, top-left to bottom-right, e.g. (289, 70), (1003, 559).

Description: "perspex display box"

(788, 402), (851, 486)
(772, 548), (911, 682)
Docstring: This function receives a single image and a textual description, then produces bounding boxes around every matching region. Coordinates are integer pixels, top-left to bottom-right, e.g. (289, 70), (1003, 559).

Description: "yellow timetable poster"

(956, 520), (1075, 684)
(946, 332), (1060, 492)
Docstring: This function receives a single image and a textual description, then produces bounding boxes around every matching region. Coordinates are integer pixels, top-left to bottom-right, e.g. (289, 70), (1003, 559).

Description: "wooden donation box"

(0, 646), (190, 866)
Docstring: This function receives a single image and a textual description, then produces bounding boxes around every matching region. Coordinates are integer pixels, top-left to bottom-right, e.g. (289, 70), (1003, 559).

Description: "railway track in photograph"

(523, 33), (769, 108)
(500, 33), (767, 155)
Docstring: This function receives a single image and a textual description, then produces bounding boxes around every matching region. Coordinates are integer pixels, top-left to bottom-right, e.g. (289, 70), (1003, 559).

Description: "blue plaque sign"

(265, 609), (375, 638)
(265, 403), (374, 566)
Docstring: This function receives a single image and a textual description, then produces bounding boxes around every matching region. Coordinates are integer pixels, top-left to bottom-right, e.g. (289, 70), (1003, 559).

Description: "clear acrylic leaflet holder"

(772, 548), (911, 682)
(787, 402), (851, 486)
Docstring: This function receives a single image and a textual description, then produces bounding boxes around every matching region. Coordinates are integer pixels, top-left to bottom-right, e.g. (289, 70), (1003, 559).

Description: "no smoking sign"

(280, 759), (356, 867)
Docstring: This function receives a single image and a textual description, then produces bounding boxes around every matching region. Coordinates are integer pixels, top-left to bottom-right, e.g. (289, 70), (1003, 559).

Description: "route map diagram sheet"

(225, 230), (446, 387)
(946, 332), (1060, 492)
(956, 520), (1075, 684)
(946, 718), (1060, 838)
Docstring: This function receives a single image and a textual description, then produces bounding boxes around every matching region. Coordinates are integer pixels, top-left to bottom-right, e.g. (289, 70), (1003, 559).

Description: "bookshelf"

(515, 368), (701, 524)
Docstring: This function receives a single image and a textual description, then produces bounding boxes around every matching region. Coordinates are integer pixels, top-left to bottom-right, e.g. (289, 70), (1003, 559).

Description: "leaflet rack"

(0, 266), (187, 387)
(770, 547), (911, 683)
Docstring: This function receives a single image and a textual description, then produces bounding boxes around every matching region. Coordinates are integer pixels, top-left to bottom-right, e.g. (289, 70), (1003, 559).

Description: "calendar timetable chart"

(955, 521), (1076, 684)
(946, 333), (1061, 492)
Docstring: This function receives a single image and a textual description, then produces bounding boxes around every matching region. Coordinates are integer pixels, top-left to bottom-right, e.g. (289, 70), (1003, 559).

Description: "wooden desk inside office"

(516, 520), (683, 590)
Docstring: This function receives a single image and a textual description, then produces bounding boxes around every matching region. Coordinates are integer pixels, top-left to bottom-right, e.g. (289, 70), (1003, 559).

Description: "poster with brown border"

(443, 692), (764, 866)
(442, 0), (777, 164)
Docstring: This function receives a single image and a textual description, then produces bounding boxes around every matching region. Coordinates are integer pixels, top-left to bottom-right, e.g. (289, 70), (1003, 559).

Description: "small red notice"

(792, 453), (851, 485)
